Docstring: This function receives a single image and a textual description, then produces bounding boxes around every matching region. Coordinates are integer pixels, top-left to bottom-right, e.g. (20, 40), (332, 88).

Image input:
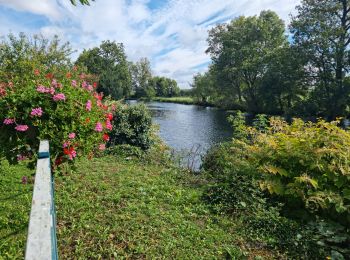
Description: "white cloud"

(0, 0), (62, 20)
(0, 0), (301, 88)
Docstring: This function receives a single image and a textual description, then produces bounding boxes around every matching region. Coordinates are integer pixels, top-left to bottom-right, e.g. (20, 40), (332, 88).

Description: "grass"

(55, 156), (247, 259)
(0, 154), (280, 259)
(0, 160), (33, 259)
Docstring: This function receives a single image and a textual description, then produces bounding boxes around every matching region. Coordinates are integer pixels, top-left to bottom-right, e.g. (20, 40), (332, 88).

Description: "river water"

(128, 100), (233, 170)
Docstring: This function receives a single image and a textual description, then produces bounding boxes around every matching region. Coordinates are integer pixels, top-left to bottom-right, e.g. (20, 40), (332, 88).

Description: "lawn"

(55, 156), (246, 259)
(0, 160), (33, 259)
(0, 155), (279, 259)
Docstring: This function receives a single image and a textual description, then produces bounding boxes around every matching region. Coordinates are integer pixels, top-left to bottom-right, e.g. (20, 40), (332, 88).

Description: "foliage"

(130, 58), (154, 98)
(108, 103), (153, 150)
(76, 40), (132, 100)
(0, 64), (113, 167)
(0, 33), (73, 84)
(246, 118), (350, 224)
(290, 0), (350, 118)
(70, 0), (94, 5)
(149, 76), (180, 97)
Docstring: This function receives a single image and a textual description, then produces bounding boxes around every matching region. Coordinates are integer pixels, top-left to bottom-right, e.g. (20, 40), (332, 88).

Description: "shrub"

(0, 66), (113, 168)
(108, 103), (153, 150)
(247, 118), (350, 224)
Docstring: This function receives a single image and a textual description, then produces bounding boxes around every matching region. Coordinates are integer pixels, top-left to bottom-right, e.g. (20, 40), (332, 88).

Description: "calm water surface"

(128, 100), (233, 169)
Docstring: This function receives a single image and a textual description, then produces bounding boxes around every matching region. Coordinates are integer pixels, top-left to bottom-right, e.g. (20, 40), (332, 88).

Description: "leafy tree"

(207, 10), (287, 113)
(0, 33), (73, 83)
(290, 0), (350, 118)
(149, 76), (180, 97)
(130, 58), (153, 98)
(191, 71), (216, 104)
(76, 40), (132, 100)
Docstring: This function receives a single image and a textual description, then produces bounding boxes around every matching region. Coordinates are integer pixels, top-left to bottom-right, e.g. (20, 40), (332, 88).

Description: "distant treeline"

(76, 44), (180, 99)
(191, 0), (350, 119)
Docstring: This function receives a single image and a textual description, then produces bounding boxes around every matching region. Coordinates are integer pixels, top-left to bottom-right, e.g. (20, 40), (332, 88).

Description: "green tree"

(0, 33), (73, 83)
(207, 10), (288, 113)
(76, 40), (132, 99)
(130, 58), (153, 98)
(290, 0), (350, 118)
(149, 76), (180, 97)
(191, 71), (216, 104)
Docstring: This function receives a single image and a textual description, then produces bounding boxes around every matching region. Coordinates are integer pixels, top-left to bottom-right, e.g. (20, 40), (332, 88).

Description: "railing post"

(25, 140), (58, 260)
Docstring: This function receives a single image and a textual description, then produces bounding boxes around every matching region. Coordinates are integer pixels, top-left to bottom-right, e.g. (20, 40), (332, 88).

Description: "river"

(127, 100), (233, 170)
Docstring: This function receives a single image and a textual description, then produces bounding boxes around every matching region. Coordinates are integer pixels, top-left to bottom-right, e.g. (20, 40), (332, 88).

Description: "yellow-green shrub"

(246, 118), (350, 223)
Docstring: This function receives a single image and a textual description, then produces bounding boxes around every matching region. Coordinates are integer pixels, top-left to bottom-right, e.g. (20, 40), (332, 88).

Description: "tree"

(191, 71), (216, 104)
(149, 76), (180, 97)
(207, 10), (287, 113)
(290, 0), (350, 118)
(130, 58), (153, 98)
(76, 40), (132, 99)
(0, 33), (73, 83)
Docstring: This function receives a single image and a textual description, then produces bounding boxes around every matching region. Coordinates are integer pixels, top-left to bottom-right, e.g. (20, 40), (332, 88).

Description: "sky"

(0, 0), (300, 88)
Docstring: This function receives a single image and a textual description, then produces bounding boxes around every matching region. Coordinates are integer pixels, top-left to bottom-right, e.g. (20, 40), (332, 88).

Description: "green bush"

(109, 103), (153, 150)
(202, 142), (265, 213)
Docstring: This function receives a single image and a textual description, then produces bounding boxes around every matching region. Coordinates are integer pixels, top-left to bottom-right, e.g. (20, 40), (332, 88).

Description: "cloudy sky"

(0, 0), (300, 88)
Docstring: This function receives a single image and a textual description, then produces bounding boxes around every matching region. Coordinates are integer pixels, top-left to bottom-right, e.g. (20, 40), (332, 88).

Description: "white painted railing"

(25, 140), (58, 260)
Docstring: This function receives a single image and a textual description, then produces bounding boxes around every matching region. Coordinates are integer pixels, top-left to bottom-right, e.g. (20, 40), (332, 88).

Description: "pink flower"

(71, 80), (77, 87)
(62, 142), (69, 148)
(95, 122), (103, 132)
(15, 125), (29, 132)
(3, 118), (14, 125)
(99, 144), (106, 151)
(68, 132), (76, 139)
(50, 87), (55, 95)
(51, 79), (57, 87)
(53, 93), (66, 101)
(30, 107), (43, 117)
(69, 150), (77, 160)
(87, 85), (93, 92)
(106, 119), (113, 131)
(82, 81), (88, 88)
(36, 85), (49, 93)
(17, 154), (27, 161)
(86, 100), (92, 111)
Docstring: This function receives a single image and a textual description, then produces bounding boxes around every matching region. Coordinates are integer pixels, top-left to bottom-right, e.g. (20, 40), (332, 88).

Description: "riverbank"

(138, 96), (214, 107)
(1, 153), (285, 259)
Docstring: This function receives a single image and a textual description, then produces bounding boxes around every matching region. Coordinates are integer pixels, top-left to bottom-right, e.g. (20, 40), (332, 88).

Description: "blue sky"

(0, 0), (300, 88)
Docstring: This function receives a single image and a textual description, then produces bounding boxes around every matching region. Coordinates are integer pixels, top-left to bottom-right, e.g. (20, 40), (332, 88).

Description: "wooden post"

(25, 140), (58, 260)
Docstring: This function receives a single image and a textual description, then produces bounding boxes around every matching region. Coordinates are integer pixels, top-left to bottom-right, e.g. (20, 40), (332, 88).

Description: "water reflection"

(127, 100), (233, 170)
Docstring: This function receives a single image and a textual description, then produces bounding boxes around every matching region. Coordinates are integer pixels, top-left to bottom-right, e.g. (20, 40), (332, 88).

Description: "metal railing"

(25, 140), (58, 260)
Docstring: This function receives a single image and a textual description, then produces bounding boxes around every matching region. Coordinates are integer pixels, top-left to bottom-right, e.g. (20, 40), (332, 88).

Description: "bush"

(108, 103), (153, 150)
(202, 142), (265, 213)
(247, 118), (350, 224)
(0, 66), (113, 168)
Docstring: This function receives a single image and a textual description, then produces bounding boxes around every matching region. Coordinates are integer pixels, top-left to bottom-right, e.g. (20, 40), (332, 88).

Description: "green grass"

(0, 155), (279, 259)
(146, 96), (201, 105)
(55, 156), (248, 259)
(0, 160), (33, 259)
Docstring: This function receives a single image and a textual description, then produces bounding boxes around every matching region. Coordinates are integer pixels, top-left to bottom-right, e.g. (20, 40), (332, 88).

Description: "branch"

(70, 0), (94, 6)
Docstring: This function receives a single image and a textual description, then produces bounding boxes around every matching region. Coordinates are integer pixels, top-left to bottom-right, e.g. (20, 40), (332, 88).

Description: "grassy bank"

(1, 154), (287, 259)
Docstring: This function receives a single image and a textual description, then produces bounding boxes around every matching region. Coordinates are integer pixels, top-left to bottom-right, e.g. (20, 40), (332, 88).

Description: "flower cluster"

(0, 66), (113, 168)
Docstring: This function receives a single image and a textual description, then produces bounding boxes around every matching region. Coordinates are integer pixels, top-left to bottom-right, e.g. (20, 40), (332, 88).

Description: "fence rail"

(25, 140), (58, 260)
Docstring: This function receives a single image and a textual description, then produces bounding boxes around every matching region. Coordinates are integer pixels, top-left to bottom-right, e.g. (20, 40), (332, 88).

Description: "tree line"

(76, 41), (180, 100)
(192, 0), (350, 119)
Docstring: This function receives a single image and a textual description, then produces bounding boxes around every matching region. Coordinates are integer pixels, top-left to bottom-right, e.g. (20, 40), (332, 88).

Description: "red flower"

(34, 69), (40, 76)
(103, 133), (110, 141)
(55, 156), (63, 166)
(66, 72), (72, 79)
(85, 117), (91, 123)
(93, 82), (98, 88)
(46, 73), (54, 79)
(106, 113), (113, 121)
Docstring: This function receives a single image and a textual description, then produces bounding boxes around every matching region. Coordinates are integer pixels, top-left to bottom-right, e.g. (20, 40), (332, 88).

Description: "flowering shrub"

(0, 66), (113, 168)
